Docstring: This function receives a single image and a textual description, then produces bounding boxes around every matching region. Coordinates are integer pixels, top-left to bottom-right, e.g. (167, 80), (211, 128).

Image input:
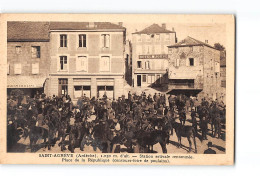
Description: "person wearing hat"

(204, 142), (216, 154)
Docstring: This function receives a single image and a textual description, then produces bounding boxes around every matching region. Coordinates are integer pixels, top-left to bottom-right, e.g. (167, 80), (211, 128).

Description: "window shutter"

(100, 56), (110, 72)
(32, 63), (39, 74)
(31, 47), (36, 57)
(101, 35), (105, 48)
(106, 35), (110, 48)
(14, 63), (21, 74)
(7, 63), (10, 75)
(76, 56), (81, 71)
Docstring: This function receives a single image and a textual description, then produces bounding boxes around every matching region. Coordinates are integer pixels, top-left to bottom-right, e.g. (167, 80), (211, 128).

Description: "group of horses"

(7, 93), (225, 154)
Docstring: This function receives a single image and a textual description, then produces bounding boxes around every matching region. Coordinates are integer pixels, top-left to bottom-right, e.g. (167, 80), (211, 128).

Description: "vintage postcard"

(0, 14), (235, 165)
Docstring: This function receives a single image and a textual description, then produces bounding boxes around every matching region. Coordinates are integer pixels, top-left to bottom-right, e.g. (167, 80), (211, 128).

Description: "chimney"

(162, 23), (166, 29)
(118, 22), (123, 27)
(172, 27), (175, 32)
(205, 40), (208, 44)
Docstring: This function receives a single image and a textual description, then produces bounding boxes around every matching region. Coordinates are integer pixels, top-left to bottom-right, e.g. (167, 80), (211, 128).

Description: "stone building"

(167, 36), (221, 100)
(7, 22), (50, 98)
(47, 22), (126, 100)
(132, 24), (177, 88)
(220, 51), (226, 102)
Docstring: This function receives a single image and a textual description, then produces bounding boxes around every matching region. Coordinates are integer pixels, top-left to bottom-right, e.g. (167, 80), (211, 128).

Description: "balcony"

(168, 79), (203, 90)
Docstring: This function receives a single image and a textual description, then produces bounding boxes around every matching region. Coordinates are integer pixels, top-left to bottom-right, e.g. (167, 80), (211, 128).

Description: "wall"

(168, 45), (204, 90)
(50, 32), (124, 74)
(132, 32), (176, 87)
(7, 41), (49, 78)
(201, 46), (221, 100)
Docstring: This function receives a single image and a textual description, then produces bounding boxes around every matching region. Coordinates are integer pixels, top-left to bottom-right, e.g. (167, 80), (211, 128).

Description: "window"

(155, 34), (160, 41)
(165, 34), (170, 41)
(60, 35), (67, 47)
(147, 74), (155, 84)
(156, 75), (161, 84)
(221, 80), (226, 88)
(31, 46), (40, 58)
(145, 45), (152, 54)
(175, 58), (180, 67)
(154, 45), (161, 53)
(97, 86), (114, 99)
(137, 34), (142, 42)
(101, 34), (110, 48)
(76, 56), (87, 71)
(142, 75), (147, 82)
(15, 46), (21, 54)
(79, 34), (86, 47)
(146, 34), (151, 41)
(189, 58), (194, 66)
(74, 86), (91, 98)
(189, 46), (193, 52)
(14, 63), (21, 74)
(155, 60), (162, 69)
(59, 56), (68, 71)
(137, 61), (142, 68)
(136, 45), (142, 54)
(58, 79), (68, 96)
(32, 63), (39, 74)
(100, 56), (110, 72)
(7, 63), (10, 75)
(145, 61), (150, 69)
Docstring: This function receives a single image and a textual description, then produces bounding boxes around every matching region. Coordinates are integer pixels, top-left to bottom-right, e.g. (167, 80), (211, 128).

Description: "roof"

(7, 22), (125, 42)
(49, 22), (125, 31)
(7, 22), (50, 42)
(133, 24), (174, 34)
(168, 36), (217, 50)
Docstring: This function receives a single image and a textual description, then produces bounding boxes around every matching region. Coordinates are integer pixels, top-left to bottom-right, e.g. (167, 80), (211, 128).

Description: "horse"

(91, 121), (114, 153)
(172, 122), (197, 153)
(134, 129), (168, 153)
(28, 125), (49, 152)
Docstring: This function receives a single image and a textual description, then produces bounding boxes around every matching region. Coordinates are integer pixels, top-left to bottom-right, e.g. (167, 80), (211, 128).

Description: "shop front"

(7, 76), (47, 98)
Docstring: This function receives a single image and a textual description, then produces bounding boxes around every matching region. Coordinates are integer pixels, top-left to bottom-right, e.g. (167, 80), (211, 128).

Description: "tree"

(10, 89), (24, 104)
(214, 43), (225, 51)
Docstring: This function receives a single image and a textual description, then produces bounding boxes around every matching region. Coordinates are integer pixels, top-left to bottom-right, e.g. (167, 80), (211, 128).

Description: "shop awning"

(7, 76), (46, 88)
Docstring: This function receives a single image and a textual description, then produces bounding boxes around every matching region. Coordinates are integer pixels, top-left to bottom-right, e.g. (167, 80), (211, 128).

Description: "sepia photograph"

(0, 14), (235, 165)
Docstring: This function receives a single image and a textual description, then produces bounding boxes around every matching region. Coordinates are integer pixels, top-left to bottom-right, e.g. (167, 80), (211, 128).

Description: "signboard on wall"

(139, 54), (168, 59)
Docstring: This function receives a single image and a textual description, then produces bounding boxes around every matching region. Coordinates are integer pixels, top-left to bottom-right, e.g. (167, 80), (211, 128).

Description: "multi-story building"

(132, 24), (177, 88)
(47, 22), (126, 100)
(7, 22), (50, 97)
(220, 51), (226, 102)
(167, 36), (221, 100)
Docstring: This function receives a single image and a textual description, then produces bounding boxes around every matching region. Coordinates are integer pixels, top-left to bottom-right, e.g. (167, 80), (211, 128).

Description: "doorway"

(137, 75), (141, 87)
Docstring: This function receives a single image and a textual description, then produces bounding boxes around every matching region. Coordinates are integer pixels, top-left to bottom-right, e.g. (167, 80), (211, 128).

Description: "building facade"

(220, 51), (226, 103)
(47, 22), (126, 101)
(7, 22), (50, 98)
(132, 24), (177, 88)
(167, 36), (221, 100)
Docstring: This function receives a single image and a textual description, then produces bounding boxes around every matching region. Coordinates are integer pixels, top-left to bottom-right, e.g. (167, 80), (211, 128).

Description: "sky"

(123, 23), (226, 48)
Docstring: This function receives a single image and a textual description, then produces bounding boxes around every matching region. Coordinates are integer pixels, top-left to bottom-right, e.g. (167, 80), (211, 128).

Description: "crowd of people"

(7, 90), (226, 153)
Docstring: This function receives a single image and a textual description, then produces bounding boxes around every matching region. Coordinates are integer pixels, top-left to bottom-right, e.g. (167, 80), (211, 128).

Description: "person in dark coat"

(200, 116), (208, 140)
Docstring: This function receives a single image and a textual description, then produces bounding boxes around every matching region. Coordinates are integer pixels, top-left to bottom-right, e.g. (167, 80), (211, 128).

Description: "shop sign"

(139, 54), (168, 59)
